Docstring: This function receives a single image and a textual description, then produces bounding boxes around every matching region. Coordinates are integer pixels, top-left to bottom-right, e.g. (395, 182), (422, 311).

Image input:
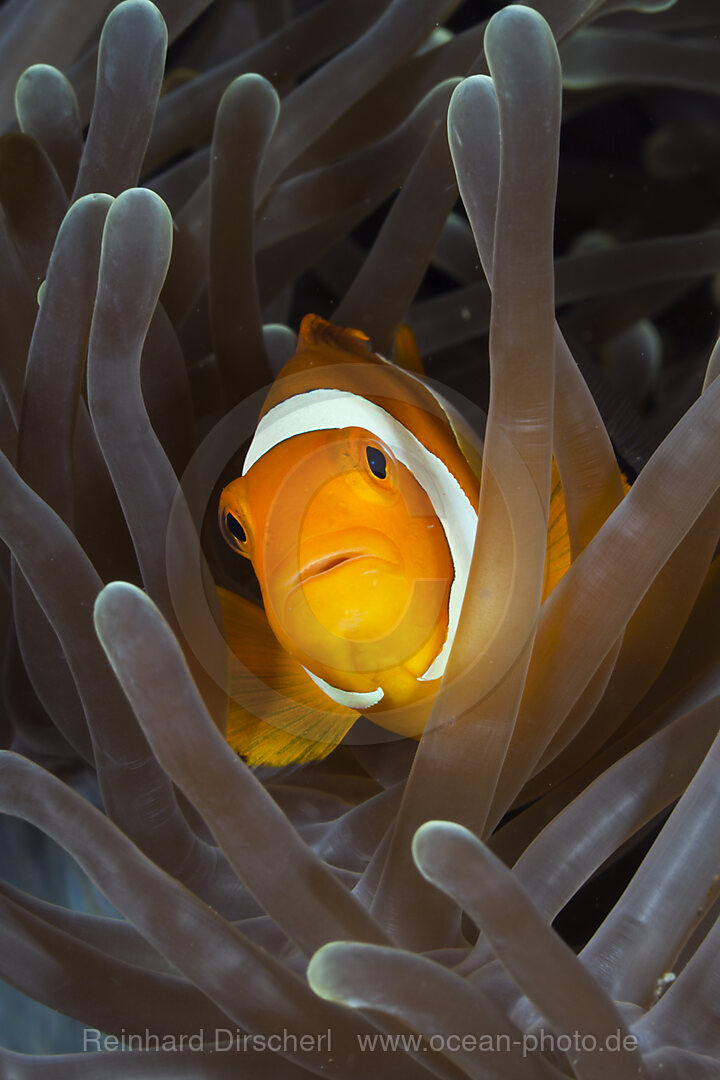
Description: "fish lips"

(270, 529), (404, 595)
(266, 530), (407, 650)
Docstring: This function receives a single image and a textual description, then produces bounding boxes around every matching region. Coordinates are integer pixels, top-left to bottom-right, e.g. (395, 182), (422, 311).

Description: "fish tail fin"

(217, 587), (359, 767)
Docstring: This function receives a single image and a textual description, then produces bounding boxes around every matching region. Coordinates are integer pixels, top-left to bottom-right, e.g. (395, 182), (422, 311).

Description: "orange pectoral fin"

(217, 587), (359, 767)
(542, 462), (572, 599)
(542, 463), (631, 599)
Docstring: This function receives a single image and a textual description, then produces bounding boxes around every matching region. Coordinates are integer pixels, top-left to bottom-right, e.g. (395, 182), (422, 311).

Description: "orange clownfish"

(217, 315), (571, 766)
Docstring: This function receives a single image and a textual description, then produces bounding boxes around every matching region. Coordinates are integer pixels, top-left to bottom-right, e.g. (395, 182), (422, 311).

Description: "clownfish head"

(220, 424), (454, 719)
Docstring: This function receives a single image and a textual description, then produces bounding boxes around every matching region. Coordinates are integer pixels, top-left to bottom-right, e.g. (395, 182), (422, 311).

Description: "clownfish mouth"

(298, 551), (368, 584)
(275, 529), (404, 593)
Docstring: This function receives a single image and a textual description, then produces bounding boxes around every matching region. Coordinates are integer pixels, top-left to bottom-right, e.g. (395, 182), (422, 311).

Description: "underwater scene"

(0, 0), (719, 1076)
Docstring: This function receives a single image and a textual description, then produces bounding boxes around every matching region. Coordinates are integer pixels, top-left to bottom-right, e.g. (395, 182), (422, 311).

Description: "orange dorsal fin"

(390, 323), (425, 375)
(296, 314), (372, 359)
(217, 587), (359, 767)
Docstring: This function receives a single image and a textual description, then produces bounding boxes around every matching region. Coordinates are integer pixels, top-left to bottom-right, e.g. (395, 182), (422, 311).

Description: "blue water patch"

(0, 812), (120, 1054)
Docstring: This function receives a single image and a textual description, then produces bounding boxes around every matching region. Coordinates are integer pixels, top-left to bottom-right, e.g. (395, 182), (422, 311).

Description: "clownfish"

(217, 315), (571, 766)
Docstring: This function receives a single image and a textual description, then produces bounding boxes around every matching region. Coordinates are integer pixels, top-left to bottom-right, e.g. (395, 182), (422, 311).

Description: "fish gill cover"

(0, 0), (719, 1077)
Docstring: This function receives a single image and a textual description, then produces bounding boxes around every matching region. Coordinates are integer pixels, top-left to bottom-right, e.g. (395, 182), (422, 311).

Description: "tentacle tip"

(306, 943), (347, 1001)
(110, 185), (170, 217)
(447, 74), (497, 140)
(235, 71), (281, 97)
(69, 192), (115, 221)
(412, 819), (464, 876)
(93, 580), (145, 634)
(105, 0), (166, 26)
(486, 3), (551, 37)
(15, 62), (56, 92)
(102, 187), (174, 264)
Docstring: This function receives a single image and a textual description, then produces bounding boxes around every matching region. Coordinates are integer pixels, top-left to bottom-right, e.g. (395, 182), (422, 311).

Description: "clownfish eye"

(365, 446), (387, 479)
(221, 509), (248, 553)
(226, 513), (246, 544)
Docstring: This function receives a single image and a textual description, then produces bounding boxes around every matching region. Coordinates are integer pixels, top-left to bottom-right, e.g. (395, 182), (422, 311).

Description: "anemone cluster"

(0, 0), (719, 1077)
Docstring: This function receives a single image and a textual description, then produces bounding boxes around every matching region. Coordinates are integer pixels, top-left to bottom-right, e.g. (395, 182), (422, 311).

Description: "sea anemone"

(0, 0), (719, 1076)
